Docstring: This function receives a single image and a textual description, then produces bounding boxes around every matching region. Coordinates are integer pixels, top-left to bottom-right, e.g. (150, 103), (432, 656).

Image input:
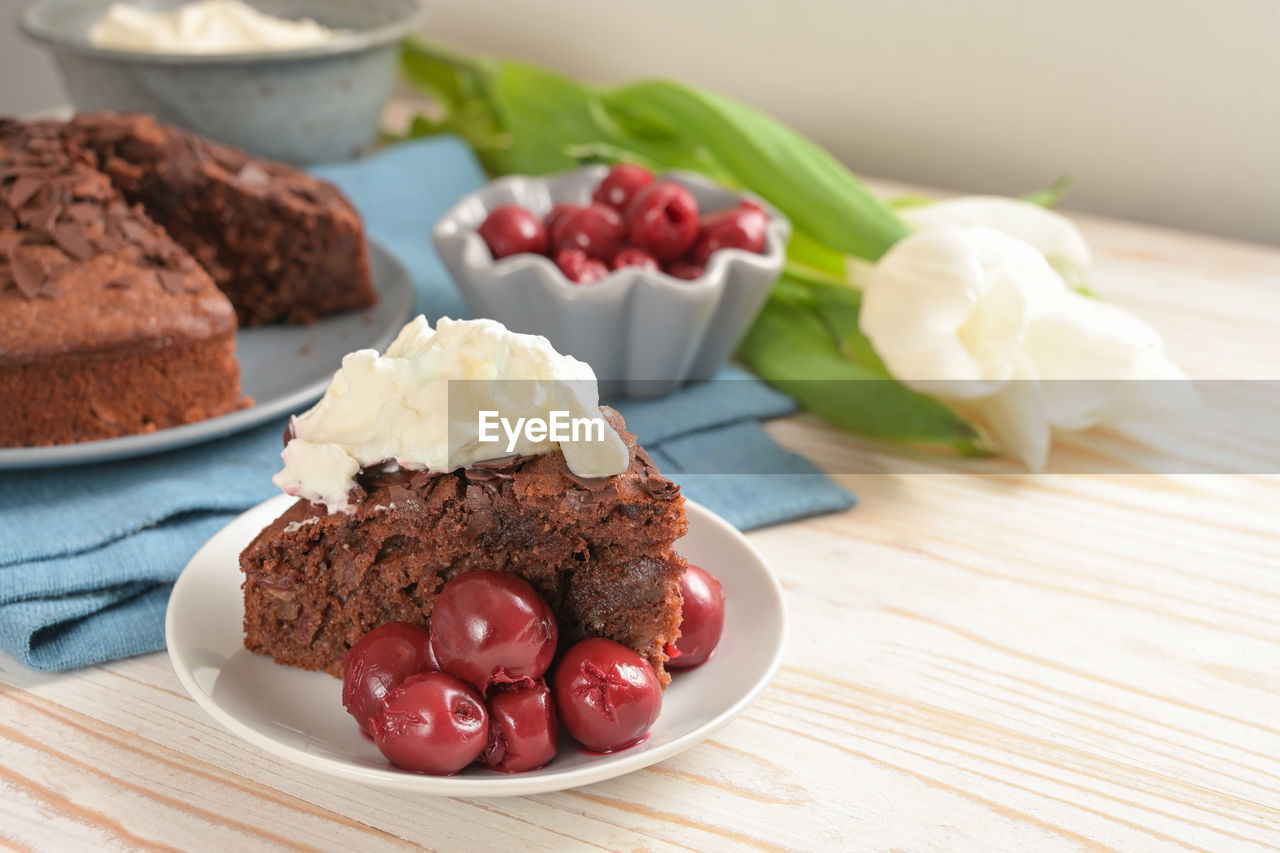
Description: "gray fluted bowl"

(434, 166), (790, 399)
(18, 0), (424, 164)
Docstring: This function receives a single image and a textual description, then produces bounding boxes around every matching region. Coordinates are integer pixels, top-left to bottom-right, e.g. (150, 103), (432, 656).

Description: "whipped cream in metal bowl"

(274, 316), (631, 513)
(89, 0), (346, 53)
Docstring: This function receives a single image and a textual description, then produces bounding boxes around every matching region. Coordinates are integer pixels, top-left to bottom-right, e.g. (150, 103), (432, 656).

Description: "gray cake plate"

(0, 240), (414, 469)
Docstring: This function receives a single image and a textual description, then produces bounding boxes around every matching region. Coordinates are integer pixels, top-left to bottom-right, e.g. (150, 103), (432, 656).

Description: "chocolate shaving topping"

(53, 222), (97, 261)
(636, 459), (679, 499)
(115, 216), (151, 245)
(386, 484), (417, 506)
(7, 176), (42, 209)
(43, 246), (70, 269)
(561, 470), (612, 491)
(0, 204), (15, 230)
(291, 184), (322, 204)
(25, 201), (61, 236)
(408, 470), (438, 490)
(65, 202), (101, 222)
(469, 454), (534, 471)
(0, 232), (21, 260)
(0, 164), (52, 180)
(355, 463), (410, 492)
(9, 249), (46, 300)
(158, 243), (186, 269)
(156, 268), (188, 294)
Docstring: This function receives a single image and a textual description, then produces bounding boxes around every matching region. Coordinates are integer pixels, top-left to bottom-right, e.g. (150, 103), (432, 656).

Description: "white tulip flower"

(859, 206), (1189, 471)
(900, 196), (1093, 288)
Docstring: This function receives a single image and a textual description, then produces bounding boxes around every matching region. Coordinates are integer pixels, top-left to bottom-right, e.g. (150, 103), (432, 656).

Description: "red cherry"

(482, 680), (559, 773)
(370, 671), (488, 774)
(554, 203), (625, 261)
(545, 203), (583, 245)
(611, 247), (660, 272)
(667, 565), (725, 669)
(664, 260), (705, 281)
(737, 198), (768, 216)
(555, 249), (610, 285)
(592, 163), (654, 211)
(625, 182), (700, 261)
(478, 205), (548, 259)
(341, 622), (436, 735)
(429, 570), (558, 692)
(693, 207), (768, 265)
(553, 638), (662, 753)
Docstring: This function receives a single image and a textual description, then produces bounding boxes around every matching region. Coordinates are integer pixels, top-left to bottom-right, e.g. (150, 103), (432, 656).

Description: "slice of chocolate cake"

(239, 409), (687, 684)
(69, 113), (375, 326)
(0, 119), (243, 447)
(238, 316), (687, 685)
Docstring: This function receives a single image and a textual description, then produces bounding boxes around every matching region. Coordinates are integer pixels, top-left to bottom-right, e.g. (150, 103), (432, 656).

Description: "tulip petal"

(901, 196), (1092, 288)
(968, 362), (1051, 471)
(1025, 291), (1191, 428)
(860, 226), (1065, 398)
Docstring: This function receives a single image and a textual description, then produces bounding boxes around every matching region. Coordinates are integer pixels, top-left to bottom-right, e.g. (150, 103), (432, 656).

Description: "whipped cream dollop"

(89, 0), (345, 54)
(274, 316), (630, 513)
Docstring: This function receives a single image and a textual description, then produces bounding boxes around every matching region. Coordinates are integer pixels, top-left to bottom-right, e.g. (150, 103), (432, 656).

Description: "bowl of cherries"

(342, 564), (726, 776)
(433, 163), (790, 398)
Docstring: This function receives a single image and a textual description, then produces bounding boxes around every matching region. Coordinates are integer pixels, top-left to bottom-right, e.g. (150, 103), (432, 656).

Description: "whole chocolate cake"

(239, 409), (687, 684)
(0, 119), (242, 447)
(0, 112), (378, 447)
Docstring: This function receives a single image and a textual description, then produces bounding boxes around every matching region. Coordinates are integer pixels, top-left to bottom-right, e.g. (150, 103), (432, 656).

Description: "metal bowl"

(18, 0), (425, 164)
(433, 166), (790, 399)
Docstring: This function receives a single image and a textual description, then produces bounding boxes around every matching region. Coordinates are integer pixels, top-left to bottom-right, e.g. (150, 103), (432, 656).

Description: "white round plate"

(166, 494), (787, 797)
(0, 241), (414, 469)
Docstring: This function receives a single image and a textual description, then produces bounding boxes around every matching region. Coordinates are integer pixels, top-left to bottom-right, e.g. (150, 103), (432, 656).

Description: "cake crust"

(240, 409), (687, 684)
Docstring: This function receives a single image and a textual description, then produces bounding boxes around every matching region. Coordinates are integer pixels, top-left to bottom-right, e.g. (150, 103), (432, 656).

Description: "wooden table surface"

(1, 197), (1278, 852)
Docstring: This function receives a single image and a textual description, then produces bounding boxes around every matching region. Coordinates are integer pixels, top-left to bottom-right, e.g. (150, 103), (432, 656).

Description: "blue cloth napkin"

(0, 137), (853, 672)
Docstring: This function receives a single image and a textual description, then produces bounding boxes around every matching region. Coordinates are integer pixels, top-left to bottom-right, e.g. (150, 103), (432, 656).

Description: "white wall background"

(423, 0), (1280, 246)
(3, 0), (1277, 245)
(0, 6), (64, 115)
